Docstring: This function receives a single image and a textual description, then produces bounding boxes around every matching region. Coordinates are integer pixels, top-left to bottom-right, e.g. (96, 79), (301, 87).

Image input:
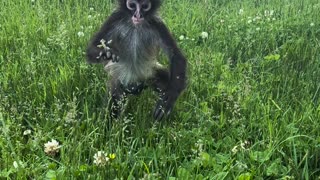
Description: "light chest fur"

(104, 20), (161, 86)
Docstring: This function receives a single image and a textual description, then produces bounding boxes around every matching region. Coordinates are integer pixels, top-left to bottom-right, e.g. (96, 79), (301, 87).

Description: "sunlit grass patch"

(0, 0), (320, 179)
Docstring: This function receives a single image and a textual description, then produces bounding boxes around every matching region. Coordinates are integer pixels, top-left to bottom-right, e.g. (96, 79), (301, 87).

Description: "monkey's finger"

(111, 54), (117, 62)
(106, 51), (112, 59)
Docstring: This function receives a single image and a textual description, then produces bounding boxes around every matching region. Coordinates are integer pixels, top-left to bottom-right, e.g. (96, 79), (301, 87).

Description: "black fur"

(86, 0), (187, 120)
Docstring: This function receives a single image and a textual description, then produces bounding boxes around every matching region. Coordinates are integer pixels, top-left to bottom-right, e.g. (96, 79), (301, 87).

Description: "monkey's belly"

(104, 60), (157, 86)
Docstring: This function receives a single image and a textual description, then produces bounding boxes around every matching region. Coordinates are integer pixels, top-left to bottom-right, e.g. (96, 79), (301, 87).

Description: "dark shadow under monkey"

(86, 0), (187, 120)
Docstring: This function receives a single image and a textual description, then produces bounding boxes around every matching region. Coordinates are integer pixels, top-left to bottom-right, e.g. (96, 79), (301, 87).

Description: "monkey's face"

(126, 0), (152, 25)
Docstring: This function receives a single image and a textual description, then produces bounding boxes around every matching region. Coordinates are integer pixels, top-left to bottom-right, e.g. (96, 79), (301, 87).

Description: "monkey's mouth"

(132, 17), (144, 25)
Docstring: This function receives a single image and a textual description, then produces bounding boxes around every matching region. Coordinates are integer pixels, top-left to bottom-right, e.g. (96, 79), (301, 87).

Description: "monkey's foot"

(153, 91), (177, 120)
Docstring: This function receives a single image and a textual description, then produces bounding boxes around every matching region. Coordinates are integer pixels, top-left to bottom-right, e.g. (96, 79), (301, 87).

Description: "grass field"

(1, 0), (320, 179)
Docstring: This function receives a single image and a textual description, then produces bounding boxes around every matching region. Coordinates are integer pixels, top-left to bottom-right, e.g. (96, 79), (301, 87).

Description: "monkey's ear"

(149, 0), (162, 12)
(117, 0), (127, 9)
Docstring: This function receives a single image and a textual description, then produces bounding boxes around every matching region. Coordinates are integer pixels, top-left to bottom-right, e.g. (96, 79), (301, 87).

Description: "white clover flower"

(201, 32), (208, 39)
(44, 139), (61, 156)
(239, 9), (244, 15)
(93, 151), (110, 166)
(77, 31), (84, 37)
(310, 22), (315, 27)
(23, 129), (31, 135)
(13, 161), (19, 169)
(179, 35), (185, 40)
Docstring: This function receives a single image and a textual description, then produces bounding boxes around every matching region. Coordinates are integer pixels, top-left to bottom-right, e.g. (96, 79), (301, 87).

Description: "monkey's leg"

(108, 79), (127, 119)
(149, 68), (171, 120)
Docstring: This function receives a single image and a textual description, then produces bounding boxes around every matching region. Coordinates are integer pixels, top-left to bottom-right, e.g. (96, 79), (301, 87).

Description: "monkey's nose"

(133, 12), (142, 19)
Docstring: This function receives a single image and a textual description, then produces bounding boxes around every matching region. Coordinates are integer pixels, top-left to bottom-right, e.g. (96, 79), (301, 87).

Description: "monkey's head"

(119, 0), (161, 25)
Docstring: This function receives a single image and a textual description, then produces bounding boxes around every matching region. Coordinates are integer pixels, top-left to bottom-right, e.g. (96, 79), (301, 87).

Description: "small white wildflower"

(77, 31), (84, 37)
(201, 32), (208, 39)
(247, 19), (252, 24)
(231, 145), (238, 153)
(44, 139), (61, 156)
(270, 10), (274, 16)
(191, 38), (195, 41)
(88, 15), (92, 19)
(179, 35), (185, 40)
(195, 139), (204, 153)
(256, 27), (261, 31)
(88, 26), (93, 29)
(239, 9), (244, 15)
(89, 7), (94, 11)
(253, 16), (261, 22)
(31, 0), (35, 3)
(272, 17), (276, 21)
(220, 19), (225, 23)
(23, 129), (31, 135)
(310, 22), (315, 27)
(240, 140), (250, 150)
(93, 151), (110, 167)
(13, 161), (19, 169)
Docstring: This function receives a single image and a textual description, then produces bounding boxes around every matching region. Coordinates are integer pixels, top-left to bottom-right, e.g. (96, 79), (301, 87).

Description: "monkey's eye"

(127, 2), (136, 10)
(141, 3), (151, 11)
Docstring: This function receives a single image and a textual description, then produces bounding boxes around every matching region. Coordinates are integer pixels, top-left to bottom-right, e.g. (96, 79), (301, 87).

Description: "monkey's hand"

(96, 39), (119, 63)
(153, 90), (179, 120)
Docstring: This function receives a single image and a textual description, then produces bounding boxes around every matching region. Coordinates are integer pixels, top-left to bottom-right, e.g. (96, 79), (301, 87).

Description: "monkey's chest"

(106, 29), (160, 85)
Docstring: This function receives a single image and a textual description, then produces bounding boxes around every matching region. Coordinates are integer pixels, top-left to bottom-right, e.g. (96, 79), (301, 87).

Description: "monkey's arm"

(86, 12), (122, 63)
(153, 19), (187, 120)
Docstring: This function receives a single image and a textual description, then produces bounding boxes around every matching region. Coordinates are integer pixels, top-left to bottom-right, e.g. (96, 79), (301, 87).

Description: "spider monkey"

(86, 0), (187, 120)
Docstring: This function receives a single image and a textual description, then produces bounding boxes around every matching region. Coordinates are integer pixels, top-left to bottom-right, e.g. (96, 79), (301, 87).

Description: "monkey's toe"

(153, 106), (165, 120)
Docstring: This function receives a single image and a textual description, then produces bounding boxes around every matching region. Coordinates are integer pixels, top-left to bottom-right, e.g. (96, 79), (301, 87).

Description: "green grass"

(1, 0), (320, 179)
